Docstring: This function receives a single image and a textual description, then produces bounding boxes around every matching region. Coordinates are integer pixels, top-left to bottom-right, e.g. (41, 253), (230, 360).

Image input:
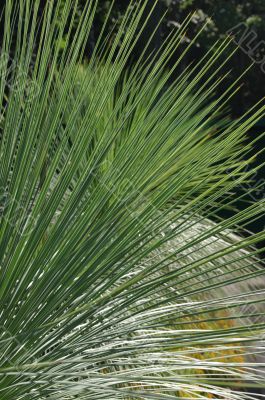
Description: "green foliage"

(0, 1), (265, 399)
(164, 0), (265, 115)
(90, 0), (265, 115)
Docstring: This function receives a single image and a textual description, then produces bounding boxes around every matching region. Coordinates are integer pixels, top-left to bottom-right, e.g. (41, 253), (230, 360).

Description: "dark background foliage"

(90, 0), (265, 117)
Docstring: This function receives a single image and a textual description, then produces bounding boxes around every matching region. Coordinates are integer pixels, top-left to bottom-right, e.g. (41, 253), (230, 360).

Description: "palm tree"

(0, 0), (265, 398)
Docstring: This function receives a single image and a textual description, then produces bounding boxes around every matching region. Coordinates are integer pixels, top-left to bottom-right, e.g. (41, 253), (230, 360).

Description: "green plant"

(0, 0), (265, 398)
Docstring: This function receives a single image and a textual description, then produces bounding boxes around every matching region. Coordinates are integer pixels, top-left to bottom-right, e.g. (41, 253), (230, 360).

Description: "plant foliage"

(0, 0), (265, 399)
